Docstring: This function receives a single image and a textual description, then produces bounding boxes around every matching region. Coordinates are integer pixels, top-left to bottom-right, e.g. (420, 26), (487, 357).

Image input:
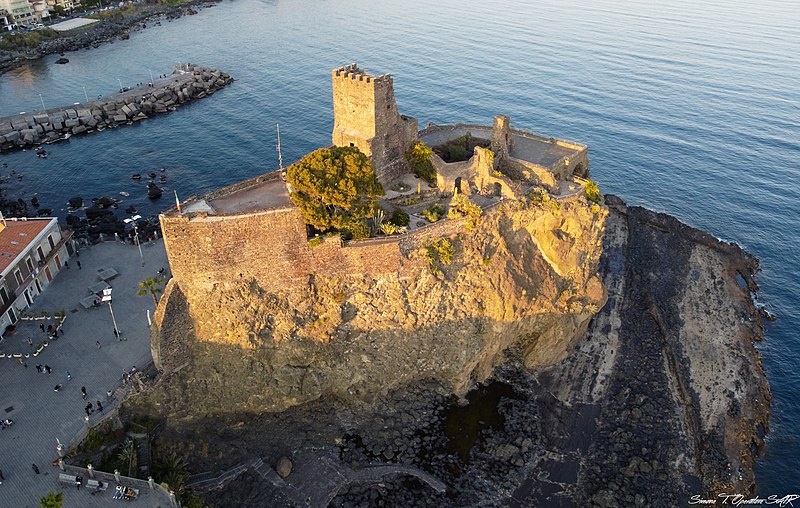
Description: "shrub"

(424, 238), (455, 273)
(447, 194), (482, 220)
(344, 219), (370, 240)
(405, 142), (437, 185)
(584, 180), (603, 205)
(389, 208), (410, 227)
(380, 223), (407, 235)
(39, 492), (64, 508)
(308, 236), (324, 248)
(422, 203), (445, 223)
(527, 187), (550, 206)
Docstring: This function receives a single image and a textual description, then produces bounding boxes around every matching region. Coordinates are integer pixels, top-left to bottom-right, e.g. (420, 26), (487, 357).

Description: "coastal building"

(0, 217), (72, 334)
(1, 8), (12, 30)
(0, 0), (35, 25)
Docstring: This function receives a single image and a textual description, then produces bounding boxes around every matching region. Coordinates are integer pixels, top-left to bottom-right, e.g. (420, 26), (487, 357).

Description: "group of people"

(112, 484), (137, 500)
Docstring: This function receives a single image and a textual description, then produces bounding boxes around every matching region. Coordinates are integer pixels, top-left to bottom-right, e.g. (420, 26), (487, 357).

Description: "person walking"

(81, 386), (87, 400)
(31, 464), (39, 475)
(35, 364), (42, 373)
(96, 340), (101, 349)
(0, 468), (5, 483)
(59, 328), (64, 337)
(27, 337), (32, 347)
(66, 371), (71, 381)
(96, 401), (103, 413)
(39, 323), (45, 332)
(44, 365), (51, 374)
(77, 260), (81, 269)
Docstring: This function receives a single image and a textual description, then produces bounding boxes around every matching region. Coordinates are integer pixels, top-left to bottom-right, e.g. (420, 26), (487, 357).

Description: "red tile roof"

(0, 219), (55, 274)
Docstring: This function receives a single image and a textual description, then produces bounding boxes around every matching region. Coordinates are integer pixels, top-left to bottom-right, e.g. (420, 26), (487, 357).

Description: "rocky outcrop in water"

(125, 194), (769, 507)
(0, 65), (232, 152)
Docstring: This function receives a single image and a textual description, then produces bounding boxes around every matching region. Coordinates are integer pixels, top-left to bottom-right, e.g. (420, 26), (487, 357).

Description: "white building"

(0, 217), (72, 333)
(0, 0), (35, 25)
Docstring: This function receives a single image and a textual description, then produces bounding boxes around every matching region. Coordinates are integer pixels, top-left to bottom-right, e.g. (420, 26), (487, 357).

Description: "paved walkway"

(0, 239), (169, 507)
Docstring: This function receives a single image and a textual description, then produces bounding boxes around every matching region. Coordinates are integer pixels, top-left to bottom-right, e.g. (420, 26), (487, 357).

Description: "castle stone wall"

(160, 206), (405, 302)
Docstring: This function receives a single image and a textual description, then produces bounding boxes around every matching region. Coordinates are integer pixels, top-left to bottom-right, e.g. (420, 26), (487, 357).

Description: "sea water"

(0, 0), (796, 493)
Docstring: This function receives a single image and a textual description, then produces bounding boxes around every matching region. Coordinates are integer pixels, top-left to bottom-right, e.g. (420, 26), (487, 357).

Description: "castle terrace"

(418, 123), (587, 175)
(177, 172), (290, 216)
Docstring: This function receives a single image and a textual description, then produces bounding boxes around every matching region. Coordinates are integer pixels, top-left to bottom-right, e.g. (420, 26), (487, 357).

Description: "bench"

(80, 295), (99, 309)
(58, 473), (77, 485)
(97, 268), (119, 281)
(88, 280), (110, 295)
(86, 478), (108, 491)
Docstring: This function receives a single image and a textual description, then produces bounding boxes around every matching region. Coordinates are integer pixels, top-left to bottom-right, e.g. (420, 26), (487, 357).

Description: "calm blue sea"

(0, 0), (797, 494)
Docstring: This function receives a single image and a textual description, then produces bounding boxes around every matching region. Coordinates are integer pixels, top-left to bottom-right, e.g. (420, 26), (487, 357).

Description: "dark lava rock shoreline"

(0, 1), (220, 75)
(125, 194), (770, 507)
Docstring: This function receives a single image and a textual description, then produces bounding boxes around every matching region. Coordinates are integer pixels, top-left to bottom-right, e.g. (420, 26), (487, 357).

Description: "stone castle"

(149, 65), (605, 413)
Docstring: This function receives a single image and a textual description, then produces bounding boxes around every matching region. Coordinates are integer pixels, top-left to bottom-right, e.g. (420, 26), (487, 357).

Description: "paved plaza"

(0, 238), (171, 507)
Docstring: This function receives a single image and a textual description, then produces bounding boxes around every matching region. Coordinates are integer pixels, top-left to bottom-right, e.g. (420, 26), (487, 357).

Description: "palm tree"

(153, 451), (188, 495)
(39, 491), (64, 508)
(118, 438), (138, 477)
(137, 277), (164, 306)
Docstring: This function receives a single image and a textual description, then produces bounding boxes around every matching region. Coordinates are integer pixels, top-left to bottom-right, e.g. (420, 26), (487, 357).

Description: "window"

(48, 234), (55, 250)
(0, 287), (8, 306)
(37, 246), (44, 262)
(14, 269), (22, 286)
(8, 307), (16, 324)
(26, 257), (34, 273)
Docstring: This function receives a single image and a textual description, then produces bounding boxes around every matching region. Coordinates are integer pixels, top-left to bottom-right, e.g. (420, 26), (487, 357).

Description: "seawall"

(0, 64), (232, 152)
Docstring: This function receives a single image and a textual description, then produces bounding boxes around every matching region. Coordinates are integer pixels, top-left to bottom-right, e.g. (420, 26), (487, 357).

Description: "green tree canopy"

(287, 146), (384, 232)
(39, 492), (64, 508)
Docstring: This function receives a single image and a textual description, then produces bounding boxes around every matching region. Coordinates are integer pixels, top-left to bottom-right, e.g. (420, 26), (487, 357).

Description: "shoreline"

(0, 0), (221, 76)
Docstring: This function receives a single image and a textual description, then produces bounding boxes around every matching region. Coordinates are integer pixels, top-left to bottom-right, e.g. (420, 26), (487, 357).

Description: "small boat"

(130, 174), (142, 180)
(159, 175), (167, 183)
(119, 191), (130, 197)
(148, 172), (156, 178)
(55, 57), (69, 65)
(35, 148), (48, 158)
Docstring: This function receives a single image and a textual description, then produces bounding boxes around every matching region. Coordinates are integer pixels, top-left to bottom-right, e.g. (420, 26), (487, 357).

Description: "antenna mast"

(277, 124), (285, 179)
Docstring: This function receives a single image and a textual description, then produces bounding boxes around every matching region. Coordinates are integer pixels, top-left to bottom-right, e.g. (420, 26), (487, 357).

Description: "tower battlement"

(331, 63), (417, 183)
(333, 64), (392, 85)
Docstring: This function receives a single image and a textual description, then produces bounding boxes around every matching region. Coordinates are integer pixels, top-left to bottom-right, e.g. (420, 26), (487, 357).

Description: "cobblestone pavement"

(0, 239), (171, 507)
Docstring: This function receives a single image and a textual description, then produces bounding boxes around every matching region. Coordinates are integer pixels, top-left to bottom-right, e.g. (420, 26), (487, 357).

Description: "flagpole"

(174, 190), (182, 214)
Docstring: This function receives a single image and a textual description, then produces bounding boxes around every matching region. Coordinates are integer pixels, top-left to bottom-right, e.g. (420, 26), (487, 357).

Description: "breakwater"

(0, 64), (232, 152)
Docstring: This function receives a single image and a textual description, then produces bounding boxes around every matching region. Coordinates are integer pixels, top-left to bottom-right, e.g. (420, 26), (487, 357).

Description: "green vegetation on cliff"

(287, 146), (384, 235)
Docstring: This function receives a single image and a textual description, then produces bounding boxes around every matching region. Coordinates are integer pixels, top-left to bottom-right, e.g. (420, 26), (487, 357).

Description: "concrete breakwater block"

(0, 65), (233, 152)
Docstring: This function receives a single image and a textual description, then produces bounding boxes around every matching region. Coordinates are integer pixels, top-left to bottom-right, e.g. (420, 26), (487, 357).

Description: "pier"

(0, 64), (233, 152)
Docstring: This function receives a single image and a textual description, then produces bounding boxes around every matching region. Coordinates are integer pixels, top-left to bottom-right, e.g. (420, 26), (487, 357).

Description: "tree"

(118, 438), (138, 477)
(39, 492), (64, 508)
(153, 452), (188, 495)
(137, 277), (164, 306)
(405, 141), (437, 184)
(287, 146), (384, 234)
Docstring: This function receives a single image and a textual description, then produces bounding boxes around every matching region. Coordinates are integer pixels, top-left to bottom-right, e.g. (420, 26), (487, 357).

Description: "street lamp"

(100, 287), (121, 339)
(123, 214), (144, 266)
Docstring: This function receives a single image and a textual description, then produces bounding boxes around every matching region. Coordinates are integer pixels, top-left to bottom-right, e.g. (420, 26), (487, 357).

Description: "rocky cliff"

(128, 194), (770, 507)
(145, 194), (607, 416)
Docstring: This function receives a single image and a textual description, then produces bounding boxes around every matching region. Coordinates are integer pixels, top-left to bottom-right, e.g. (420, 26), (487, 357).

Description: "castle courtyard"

(0, 239), (170, 508)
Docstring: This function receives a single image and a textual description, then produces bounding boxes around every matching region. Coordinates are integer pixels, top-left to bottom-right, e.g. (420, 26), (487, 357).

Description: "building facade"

(0, 218), (72, 334)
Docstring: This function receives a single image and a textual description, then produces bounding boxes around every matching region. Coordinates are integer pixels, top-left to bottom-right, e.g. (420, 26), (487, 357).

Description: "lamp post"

(101, 288), (120, 339)
(123, 214), (144, 266)
(38, 93), (45, 112)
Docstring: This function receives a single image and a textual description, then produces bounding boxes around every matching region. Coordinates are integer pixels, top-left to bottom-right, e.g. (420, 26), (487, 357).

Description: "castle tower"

(331, 64), (418, 183)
